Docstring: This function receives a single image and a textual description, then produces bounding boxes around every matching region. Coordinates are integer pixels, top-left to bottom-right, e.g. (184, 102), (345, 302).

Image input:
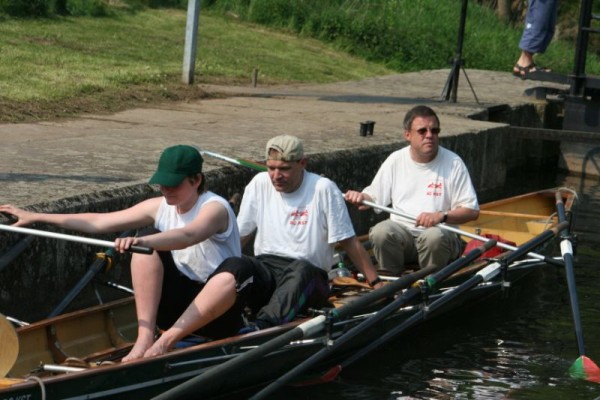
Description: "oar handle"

(0, 224), (153, 255)
(128, 245), (153, 255)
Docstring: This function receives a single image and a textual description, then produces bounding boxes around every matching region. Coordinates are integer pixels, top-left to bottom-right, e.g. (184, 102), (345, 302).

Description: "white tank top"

(154, 191), (241, 282)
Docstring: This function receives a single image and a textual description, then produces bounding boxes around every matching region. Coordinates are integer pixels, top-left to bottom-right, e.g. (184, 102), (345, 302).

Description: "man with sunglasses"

(345, 105), (479, 274)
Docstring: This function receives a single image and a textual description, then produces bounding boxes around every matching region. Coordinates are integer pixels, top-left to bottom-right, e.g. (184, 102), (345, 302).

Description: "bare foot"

(143, 336), (171, 358)
(122, 337), (154, 362)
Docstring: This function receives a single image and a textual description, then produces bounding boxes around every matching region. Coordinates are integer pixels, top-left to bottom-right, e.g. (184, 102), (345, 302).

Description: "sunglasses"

(414, 127), (441, 135)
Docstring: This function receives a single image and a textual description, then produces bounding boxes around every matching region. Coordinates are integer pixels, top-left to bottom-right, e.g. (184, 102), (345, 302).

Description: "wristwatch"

(442, 211), (448, 223)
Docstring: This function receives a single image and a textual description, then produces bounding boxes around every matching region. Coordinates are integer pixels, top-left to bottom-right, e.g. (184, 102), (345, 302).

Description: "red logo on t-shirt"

(290, 209), (308, 225)
(426, 181), (443, 196)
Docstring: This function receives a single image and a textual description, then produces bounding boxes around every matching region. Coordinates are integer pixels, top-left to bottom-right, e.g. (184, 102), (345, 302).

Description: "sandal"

(512, 63), (551, 79)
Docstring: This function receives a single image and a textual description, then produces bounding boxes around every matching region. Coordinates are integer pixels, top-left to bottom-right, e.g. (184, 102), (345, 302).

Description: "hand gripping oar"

(361, 199), (564, 268)
(0, 313), (19, 378)
(152, 239), (498, 400)
(249, 240), (499, 399)
(555, 192), (600, 382)
(0, 224), (152, 255)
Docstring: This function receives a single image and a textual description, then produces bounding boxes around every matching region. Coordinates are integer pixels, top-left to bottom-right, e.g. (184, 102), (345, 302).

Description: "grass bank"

(1, 1), (598, 123)
(0, 8), (391, 122)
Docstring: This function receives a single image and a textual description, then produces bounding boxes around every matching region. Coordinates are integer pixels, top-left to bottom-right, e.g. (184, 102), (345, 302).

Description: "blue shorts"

(518, 0), (558, 54)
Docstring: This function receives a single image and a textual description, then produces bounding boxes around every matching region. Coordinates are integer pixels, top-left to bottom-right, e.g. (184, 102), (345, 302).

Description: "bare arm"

(415, 207), (480, 228)
(338, 236), (383, 289)
(0, 199), (159, 233)
(118, 200), (230, 252)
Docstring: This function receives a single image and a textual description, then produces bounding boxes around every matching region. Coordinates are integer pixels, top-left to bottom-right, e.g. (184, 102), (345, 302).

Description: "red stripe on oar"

(290, 365), (342, 387)
(570, 356), (600, 383)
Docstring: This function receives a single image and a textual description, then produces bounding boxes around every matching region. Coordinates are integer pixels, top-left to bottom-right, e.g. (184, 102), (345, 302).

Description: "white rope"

(26, 375), (46, 400)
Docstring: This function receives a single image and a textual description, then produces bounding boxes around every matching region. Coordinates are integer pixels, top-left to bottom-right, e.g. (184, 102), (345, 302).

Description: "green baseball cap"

(149, 145), (203, 187)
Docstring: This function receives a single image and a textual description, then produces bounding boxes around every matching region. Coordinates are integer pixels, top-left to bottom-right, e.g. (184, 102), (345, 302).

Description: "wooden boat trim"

(478, 209), (554, 220)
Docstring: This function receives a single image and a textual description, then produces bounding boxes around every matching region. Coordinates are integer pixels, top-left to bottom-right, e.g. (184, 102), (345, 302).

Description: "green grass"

(205, 0), (600, 75)
(0, 8), (390, 114)
(0, 1), (599, 122)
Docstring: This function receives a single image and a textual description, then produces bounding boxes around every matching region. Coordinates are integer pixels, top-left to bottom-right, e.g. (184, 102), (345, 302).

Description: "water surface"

(284, 172), (600, 399)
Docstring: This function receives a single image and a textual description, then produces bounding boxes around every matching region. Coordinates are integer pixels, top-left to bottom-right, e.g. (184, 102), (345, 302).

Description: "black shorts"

(156, 250), (246, 339)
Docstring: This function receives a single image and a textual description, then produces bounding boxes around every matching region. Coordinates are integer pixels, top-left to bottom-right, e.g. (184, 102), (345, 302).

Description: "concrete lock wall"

(0, 120), (556, 322)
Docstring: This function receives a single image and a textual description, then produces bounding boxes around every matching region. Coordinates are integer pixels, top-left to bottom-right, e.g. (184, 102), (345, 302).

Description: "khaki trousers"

(369, 219), (464, 274)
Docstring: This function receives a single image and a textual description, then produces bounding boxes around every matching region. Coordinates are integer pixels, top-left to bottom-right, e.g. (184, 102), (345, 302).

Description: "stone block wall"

(0, 127), (559, 321)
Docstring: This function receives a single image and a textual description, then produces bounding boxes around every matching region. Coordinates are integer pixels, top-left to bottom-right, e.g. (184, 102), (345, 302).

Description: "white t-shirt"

(237, 171), (355, 271)
(363, 146), (479, 236)
(154, 191), (241, 283)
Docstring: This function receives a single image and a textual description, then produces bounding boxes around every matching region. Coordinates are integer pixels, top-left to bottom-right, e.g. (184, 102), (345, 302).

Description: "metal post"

(441, 0), (468, 102)
(182, 0), (202, 85)
(570, 0), (593, 97)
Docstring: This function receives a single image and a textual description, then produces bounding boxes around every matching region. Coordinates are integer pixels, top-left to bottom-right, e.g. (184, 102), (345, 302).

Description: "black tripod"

(440, 0), (479, 103)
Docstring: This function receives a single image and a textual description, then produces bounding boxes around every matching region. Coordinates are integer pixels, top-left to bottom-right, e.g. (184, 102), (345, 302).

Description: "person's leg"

(255, 258), (329, 327)
(416, 227), (463, 269)
(203, 255), (275, 336)
(122, 251), (164, 362)
(369, 219), (417, 274)
(144, 271), (239, 357)
(519, 0), (557, 55)
(515, 0), (557, 75)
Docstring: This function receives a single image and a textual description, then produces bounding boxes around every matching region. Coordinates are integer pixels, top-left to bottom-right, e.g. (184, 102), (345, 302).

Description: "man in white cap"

(216, 135), (382, 331)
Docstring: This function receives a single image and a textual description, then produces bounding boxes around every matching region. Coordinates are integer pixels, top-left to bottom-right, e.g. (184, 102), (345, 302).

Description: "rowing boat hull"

(0, 188), (576, 399)
(0, 271), (540, 400)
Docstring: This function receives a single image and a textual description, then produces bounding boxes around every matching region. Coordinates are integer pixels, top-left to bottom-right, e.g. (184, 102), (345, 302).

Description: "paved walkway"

(0, 69), (565, 208)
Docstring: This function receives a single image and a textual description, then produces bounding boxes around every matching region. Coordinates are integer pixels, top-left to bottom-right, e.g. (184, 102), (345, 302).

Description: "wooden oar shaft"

(0, 224), (152, 254)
